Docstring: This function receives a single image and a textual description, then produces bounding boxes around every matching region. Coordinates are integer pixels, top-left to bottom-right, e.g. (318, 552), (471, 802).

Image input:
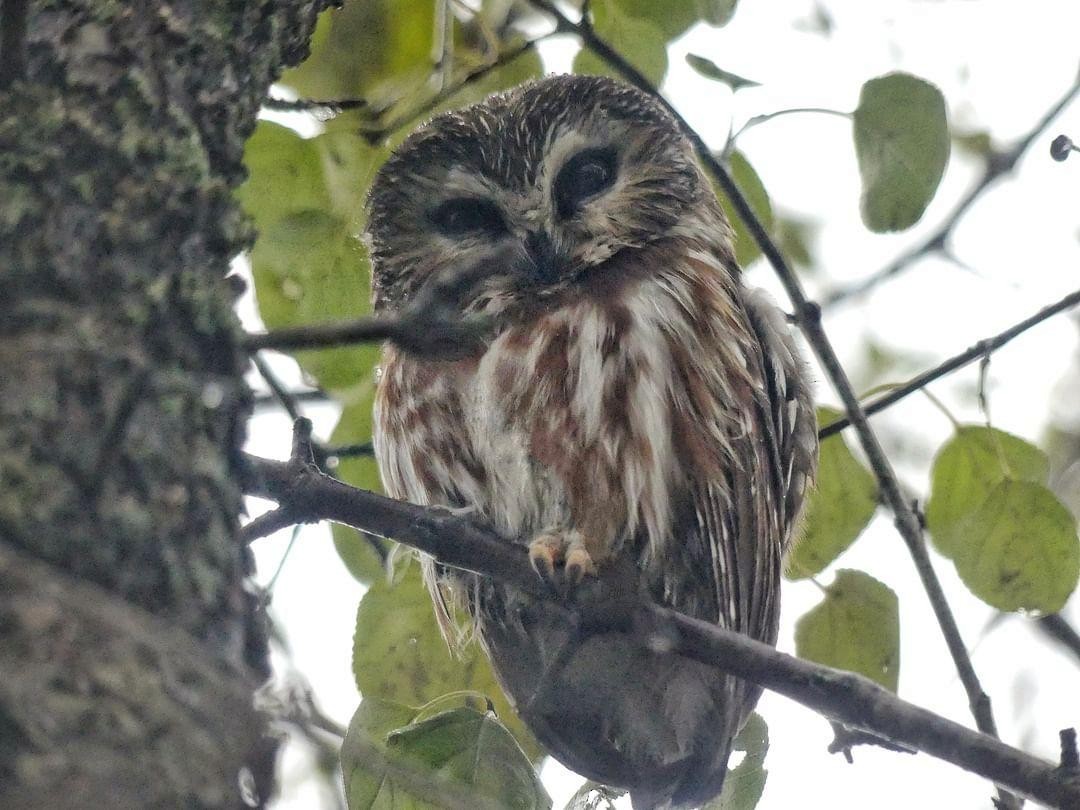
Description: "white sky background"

(243, 1), (1080, 807)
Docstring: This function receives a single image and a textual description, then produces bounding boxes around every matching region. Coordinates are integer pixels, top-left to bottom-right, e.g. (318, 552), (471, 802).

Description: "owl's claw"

(564, 547), (597, 585)
(528, 531), (597, 592)
(528, 533), (564, 588)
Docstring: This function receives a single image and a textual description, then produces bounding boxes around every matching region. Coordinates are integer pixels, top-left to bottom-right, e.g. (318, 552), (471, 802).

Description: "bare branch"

(239, 506), (301, 544)
(1036, 614), (1080, 668)
(823, 72), (1080, 309)
(254, 388), (328, 410)
(238, 420), (1080, 808)
(251, 353), (305, 422)
(525, 4), (1015, 805)
(819, 287), (1080, 440)
(262, 96), (369, 113)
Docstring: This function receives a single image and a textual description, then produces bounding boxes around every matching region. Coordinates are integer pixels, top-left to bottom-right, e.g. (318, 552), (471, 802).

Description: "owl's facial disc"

(367, 75), (716, 313)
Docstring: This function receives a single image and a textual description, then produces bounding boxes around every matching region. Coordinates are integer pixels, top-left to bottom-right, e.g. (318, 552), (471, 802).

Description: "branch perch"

(239, 419), (1080, 808)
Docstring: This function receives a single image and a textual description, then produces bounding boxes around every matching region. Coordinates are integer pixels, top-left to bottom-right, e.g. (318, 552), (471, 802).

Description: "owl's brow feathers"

(373, 74), (677, 193)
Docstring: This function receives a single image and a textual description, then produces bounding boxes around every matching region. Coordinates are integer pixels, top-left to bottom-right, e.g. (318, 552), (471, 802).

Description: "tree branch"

(823, 69), (1080, 309)
(1037, 613), (1080, 668)
(238, 420), (1080, 808)
(526, 4), (1015, 805)
(819, 287), (1080, 440)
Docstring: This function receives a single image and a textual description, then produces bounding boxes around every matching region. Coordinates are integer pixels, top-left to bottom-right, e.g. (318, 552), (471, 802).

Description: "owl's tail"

(629, 678), (750, 810)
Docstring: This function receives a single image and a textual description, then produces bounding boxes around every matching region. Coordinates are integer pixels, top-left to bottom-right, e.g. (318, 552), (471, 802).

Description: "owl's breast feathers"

(376, 238), (815, 623)
(373, 238), (817, 808)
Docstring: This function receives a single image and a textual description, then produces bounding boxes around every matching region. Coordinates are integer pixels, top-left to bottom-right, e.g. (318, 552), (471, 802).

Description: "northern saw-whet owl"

(368, 75), (818, 809)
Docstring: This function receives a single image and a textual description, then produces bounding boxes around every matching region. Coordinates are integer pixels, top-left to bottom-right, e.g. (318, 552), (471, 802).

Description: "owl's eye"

(553, 147), (617, 220)
(429, 198), (506, 236)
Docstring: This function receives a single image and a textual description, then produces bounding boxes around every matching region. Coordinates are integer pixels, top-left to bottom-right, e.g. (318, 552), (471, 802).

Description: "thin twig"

(245, 246), (502, 356)
(819, 287), (1080, 440)
(1036, 613), (1080, 668)
(0, 0), (29, 89)
(240, 506), (301, 544)
(237, 420), (1080, 808)
(251, 353), (304, 422)
(730, 106), (851, 150)
(828, 721), (916, 763)
(358, 37), (543, 143)
(254, 388), (328, 410)
(262, 96), (369, 113)
(527, 4), (1018, 805)
(823, 70), (1080, 309)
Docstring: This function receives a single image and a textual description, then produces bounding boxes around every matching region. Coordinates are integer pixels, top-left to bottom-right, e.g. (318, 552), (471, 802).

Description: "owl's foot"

(528, 529), (597, 590)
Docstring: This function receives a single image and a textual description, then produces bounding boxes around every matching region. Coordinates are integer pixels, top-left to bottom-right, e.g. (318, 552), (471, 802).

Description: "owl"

(367, 75), (818, 809)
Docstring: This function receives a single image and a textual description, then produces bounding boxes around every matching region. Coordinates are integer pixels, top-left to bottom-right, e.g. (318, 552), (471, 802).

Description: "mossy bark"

(0, 1), (328, 806)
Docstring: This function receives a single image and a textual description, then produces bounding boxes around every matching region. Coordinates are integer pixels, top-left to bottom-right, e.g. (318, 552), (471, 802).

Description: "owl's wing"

(666, 286), (817, 642)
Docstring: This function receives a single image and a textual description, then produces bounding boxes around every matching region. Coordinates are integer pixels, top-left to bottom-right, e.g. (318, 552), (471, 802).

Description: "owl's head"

(366, 74), (727, 314)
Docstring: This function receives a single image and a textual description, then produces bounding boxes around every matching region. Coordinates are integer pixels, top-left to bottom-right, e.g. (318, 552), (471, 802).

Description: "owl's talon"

(564, 547), (597, 585)
(528, 534), (564, 588)
(528, 531), (597, 591)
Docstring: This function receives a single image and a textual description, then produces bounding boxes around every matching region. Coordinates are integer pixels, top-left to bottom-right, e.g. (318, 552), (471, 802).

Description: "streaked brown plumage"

(367, 75), (818, 809)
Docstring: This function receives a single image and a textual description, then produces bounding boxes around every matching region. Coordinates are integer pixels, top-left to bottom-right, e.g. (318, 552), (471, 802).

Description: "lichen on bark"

(0, 1), (330, 806)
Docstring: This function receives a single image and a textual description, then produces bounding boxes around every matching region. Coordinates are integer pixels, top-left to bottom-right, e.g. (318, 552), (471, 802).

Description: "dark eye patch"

(553, 147), (618, 220)
(428, 197), (506, 236)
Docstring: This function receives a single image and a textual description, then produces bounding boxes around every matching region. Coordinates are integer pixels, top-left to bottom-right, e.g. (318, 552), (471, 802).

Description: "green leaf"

(853, 72), (949, 232)
(353, 564), (542, 760)
(608, 0), (701, 39)
(685, 55), (759, 90)
(237, 122), (330, 231)
(696, 0), (739, 27)
(773, 216), (816, 271)
(281, 0), (437, 102)
(926, 426), (1049, 558)
(712, 150), (773, 267)
(786, 408), (878, 580)
(342, 698), (420, 809)
(248, 210), (379, 392)
(239, 121), (384, 393)
(573, 1), (669, 88)
(952, 481), (1079, 614)
(330, 397), (388, 584)
(707, 713), (769, 810)
(794, 569), (900, 692)
(386, 706), (550, 810)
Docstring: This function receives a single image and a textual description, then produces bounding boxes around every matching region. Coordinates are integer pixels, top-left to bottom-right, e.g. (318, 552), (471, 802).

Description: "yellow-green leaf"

(237, 121), (329, 231)
(685, 54), (758, 90)
(608, 0), (700, 39)
(713, 150), (773, 267)
(952, 481), (1079, 614)
(853, 72), (949, 232)
(794, 569), (899, 692)
(786, 408), (878, 580)
(352, 565), (541, 760)
(573, 0), (668, 88)
(706, 713), (768, 810)
(387, 706), (550, 809)
(926, 425), (1049, 558)
(697, 0), (739, 27)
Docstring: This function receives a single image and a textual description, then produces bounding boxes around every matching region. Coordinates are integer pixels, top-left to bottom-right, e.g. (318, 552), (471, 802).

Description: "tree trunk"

(0, 1), (328, 806)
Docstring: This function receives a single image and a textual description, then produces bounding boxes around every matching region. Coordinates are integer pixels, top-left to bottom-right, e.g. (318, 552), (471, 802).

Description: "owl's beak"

(522, 230), (565, 285)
